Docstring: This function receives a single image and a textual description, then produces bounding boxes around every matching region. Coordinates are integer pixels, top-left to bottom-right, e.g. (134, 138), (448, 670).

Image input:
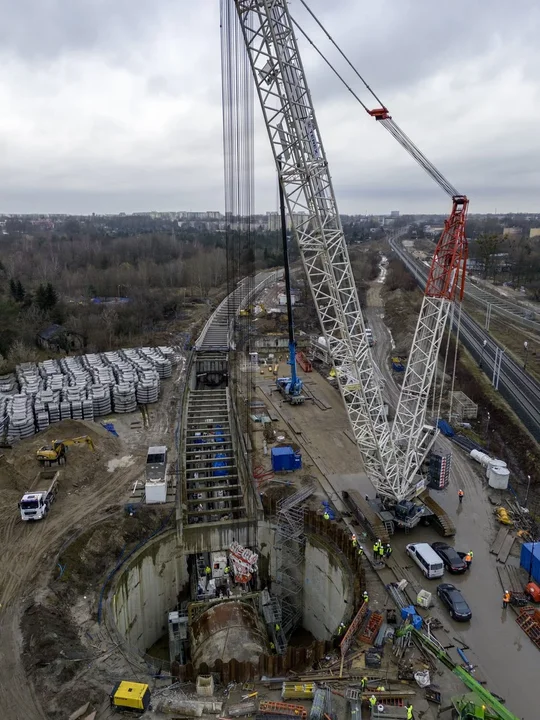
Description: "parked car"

(437, 583), (472, 621)
(431, 542), (468, 574)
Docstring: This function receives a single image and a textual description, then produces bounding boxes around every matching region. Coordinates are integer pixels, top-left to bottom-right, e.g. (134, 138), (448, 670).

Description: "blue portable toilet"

(271, 446), (302, 473)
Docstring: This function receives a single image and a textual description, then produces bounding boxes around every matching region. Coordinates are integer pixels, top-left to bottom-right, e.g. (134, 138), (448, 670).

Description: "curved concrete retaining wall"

(303, 535), (353, 640)
(109, 529), (187, 653)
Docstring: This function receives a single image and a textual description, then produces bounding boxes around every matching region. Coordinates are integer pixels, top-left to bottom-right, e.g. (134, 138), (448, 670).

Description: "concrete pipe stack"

(6, 394), (35, 441)
(112, 382), (137, 413)
(35, 388), (62, 425)
(88, 384), (112, 416)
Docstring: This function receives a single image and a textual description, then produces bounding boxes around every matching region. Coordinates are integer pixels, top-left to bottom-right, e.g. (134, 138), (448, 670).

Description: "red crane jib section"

(425, 196), (469, 301)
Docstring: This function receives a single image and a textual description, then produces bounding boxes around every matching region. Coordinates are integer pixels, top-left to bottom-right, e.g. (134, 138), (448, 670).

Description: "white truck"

(19, 470), (60, 521)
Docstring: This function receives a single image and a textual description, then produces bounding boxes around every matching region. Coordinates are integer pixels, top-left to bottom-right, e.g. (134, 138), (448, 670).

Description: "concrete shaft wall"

(303, 535), (352, 641)
(111, 530), (187, 652)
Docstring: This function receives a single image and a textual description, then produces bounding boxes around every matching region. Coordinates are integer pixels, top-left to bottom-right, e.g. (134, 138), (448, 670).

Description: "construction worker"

(358, 545), (364, 558)
(503, 590), (512, 609)
(351, 533), (358, 548)
(385, 543), (392, 559)
(378, 543), (385, 561)
(406, 703), (414, 720)
(464, 551), (472, 569)
(270, 641), (275, 651)
(205, 565), (211, 588)
(361, 677), (367, 692)
(369, 695), (377, 709)
(458, 489), (464, 503)
(362, 590), (369, 604)
(337, 622), (346, 636)
(224, 565), (231, 575)
(373, 539), (380, 555)
(275, 623), (281, 632)
(323, 511), (330, 520)
(376, 685), (385, 692)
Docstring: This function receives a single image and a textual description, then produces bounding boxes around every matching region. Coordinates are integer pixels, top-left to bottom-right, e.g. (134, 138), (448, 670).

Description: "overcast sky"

(1, 0), (539, 215)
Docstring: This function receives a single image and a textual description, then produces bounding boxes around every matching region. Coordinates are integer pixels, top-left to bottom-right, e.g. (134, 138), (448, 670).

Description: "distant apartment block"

(266, 211), (309, 231)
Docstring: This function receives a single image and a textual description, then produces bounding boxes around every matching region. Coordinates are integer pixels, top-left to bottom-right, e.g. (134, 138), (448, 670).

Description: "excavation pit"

(105, 514), (362, 681)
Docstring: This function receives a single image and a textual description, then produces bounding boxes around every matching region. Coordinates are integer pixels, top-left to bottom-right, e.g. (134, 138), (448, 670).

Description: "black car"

(432, 542), (468, 574)
(437, 583), (472, 621)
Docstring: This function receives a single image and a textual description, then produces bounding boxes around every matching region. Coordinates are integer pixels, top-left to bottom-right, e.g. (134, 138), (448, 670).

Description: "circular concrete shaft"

(190, 601), (266, 668)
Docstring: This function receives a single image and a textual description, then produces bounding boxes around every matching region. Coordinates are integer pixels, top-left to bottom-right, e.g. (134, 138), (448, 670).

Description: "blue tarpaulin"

(437, 419), (454, 437)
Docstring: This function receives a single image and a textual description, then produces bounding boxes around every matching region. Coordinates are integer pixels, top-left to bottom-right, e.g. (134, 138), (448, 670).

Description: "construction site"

(1, 3), (540, 720)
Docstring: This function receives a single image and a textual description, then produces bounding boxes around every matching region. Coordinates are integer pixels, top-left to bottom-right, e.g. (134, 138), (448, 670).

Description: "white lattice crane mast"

(233, 0), (402, 496)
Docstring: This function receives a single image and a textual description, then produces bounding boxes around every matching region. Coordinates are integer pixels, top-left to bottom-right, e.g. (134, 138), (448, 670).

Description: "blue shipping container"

(271, 446), (302, 473)
(520, 543), (540, 584)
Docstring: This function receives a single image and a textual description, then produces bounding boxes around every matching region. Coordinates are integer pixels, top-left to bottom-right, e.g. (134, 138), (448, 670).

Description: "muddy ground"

(0, 353), (185, 720)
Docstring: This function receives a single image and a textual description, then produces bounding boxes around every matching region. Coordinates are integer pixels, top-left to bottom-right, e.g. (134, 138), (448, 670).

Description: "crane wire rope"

(291, 2), (459, 197)
(220, 0), (255, 437)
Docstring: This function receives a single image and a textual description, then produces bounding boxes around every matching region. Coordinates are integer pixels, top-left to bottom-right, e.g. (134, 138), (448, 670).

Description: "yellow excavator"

(36, 436), (95, 465)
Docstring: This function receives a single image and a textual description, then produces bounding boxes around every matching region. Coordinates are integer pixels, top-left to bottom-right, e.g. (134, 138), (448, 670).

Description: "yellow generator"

(110, 681), (151, 713)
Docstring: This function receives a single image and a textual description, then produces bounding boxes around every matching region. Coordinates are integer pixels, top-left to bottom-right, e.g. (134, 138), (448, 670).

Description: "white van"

(406, 542), (444, 579)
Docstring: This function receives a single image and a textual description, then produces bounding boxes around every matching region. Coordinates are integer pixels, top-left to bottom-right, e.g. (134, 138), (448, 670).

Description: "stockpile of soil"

(5, 419), (123, 487)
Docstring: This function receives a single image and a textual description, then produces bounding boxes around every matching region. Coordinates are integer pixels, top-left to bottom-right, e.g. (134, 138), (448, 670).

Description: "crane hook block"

(368, 107), (391, 120)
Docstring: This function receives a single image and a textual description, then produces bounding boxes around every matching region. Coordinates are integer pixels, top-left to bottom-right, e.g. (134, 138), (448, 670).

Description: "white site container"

(486, 459), (507, 480)
(470, 449), (491, 467)
(488, 466), (510, 490)
(417, 589), (432, 608)
(145, 479), (167, 504)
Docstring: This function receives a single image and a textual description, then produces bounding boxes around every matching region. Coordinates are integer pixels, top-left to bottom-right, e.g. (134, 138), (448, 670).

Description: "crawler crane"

(233, 0), (467, 529)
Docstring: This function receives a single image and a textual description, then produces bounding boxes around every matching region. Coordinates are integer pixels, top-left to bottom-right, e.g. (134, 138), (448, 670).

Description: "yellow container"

(110, 681), (151, 711)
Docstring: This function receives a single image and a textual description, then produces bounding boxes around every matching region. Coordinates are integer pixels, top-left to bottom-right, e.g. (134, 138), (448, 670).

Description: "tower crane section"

(233, 0), (401, 497)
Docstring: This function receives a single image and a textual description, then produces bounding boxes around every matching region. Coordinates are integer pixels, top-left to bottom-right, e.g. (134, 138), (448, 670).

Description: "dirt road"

(0, 459), (143, 720)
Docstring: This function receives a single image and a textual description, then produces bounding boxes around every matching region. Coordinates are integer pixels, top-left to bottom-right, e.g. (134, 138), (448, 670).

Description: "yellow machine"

(110, 681), (151, 712)
(36, 436), (95, 465)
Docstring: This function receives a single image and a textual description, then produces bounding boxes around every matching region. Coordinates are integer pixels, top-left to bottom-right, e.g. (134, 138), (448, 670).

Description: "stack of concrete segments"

(6, 394), (35, 440)
(112, 382), (137, 413)
(62, 386), (87, 421)
(0, 398), (8, 437)
(141, 347), (173, 378)
(135, 371), (160, 404)
(60, 400), (72, 421)
(35, 388), (61, 425)
(17, 363), (43, 397)
(88, 384), (112, 416)
(0, 373), (18, 398)
(0, 346), (178, 438)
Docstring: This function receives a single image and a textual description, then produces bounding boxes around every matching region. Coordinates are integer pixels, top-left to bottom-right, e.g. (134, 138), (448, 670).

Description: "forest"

(0, 227), (289, 370)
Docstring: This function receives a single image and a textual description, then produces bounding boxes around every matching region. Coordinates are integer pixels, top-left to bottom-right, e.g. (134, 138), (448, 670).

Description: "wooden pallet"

(497, 533), (515, 563)
(490, 527), (508, 555)
(516, 606), (540, 649)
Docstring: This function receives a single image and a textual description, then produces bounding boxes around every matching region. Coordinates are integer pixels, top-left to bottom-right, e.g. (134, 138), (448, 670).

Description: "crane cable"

(292, 1), (460, 198)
